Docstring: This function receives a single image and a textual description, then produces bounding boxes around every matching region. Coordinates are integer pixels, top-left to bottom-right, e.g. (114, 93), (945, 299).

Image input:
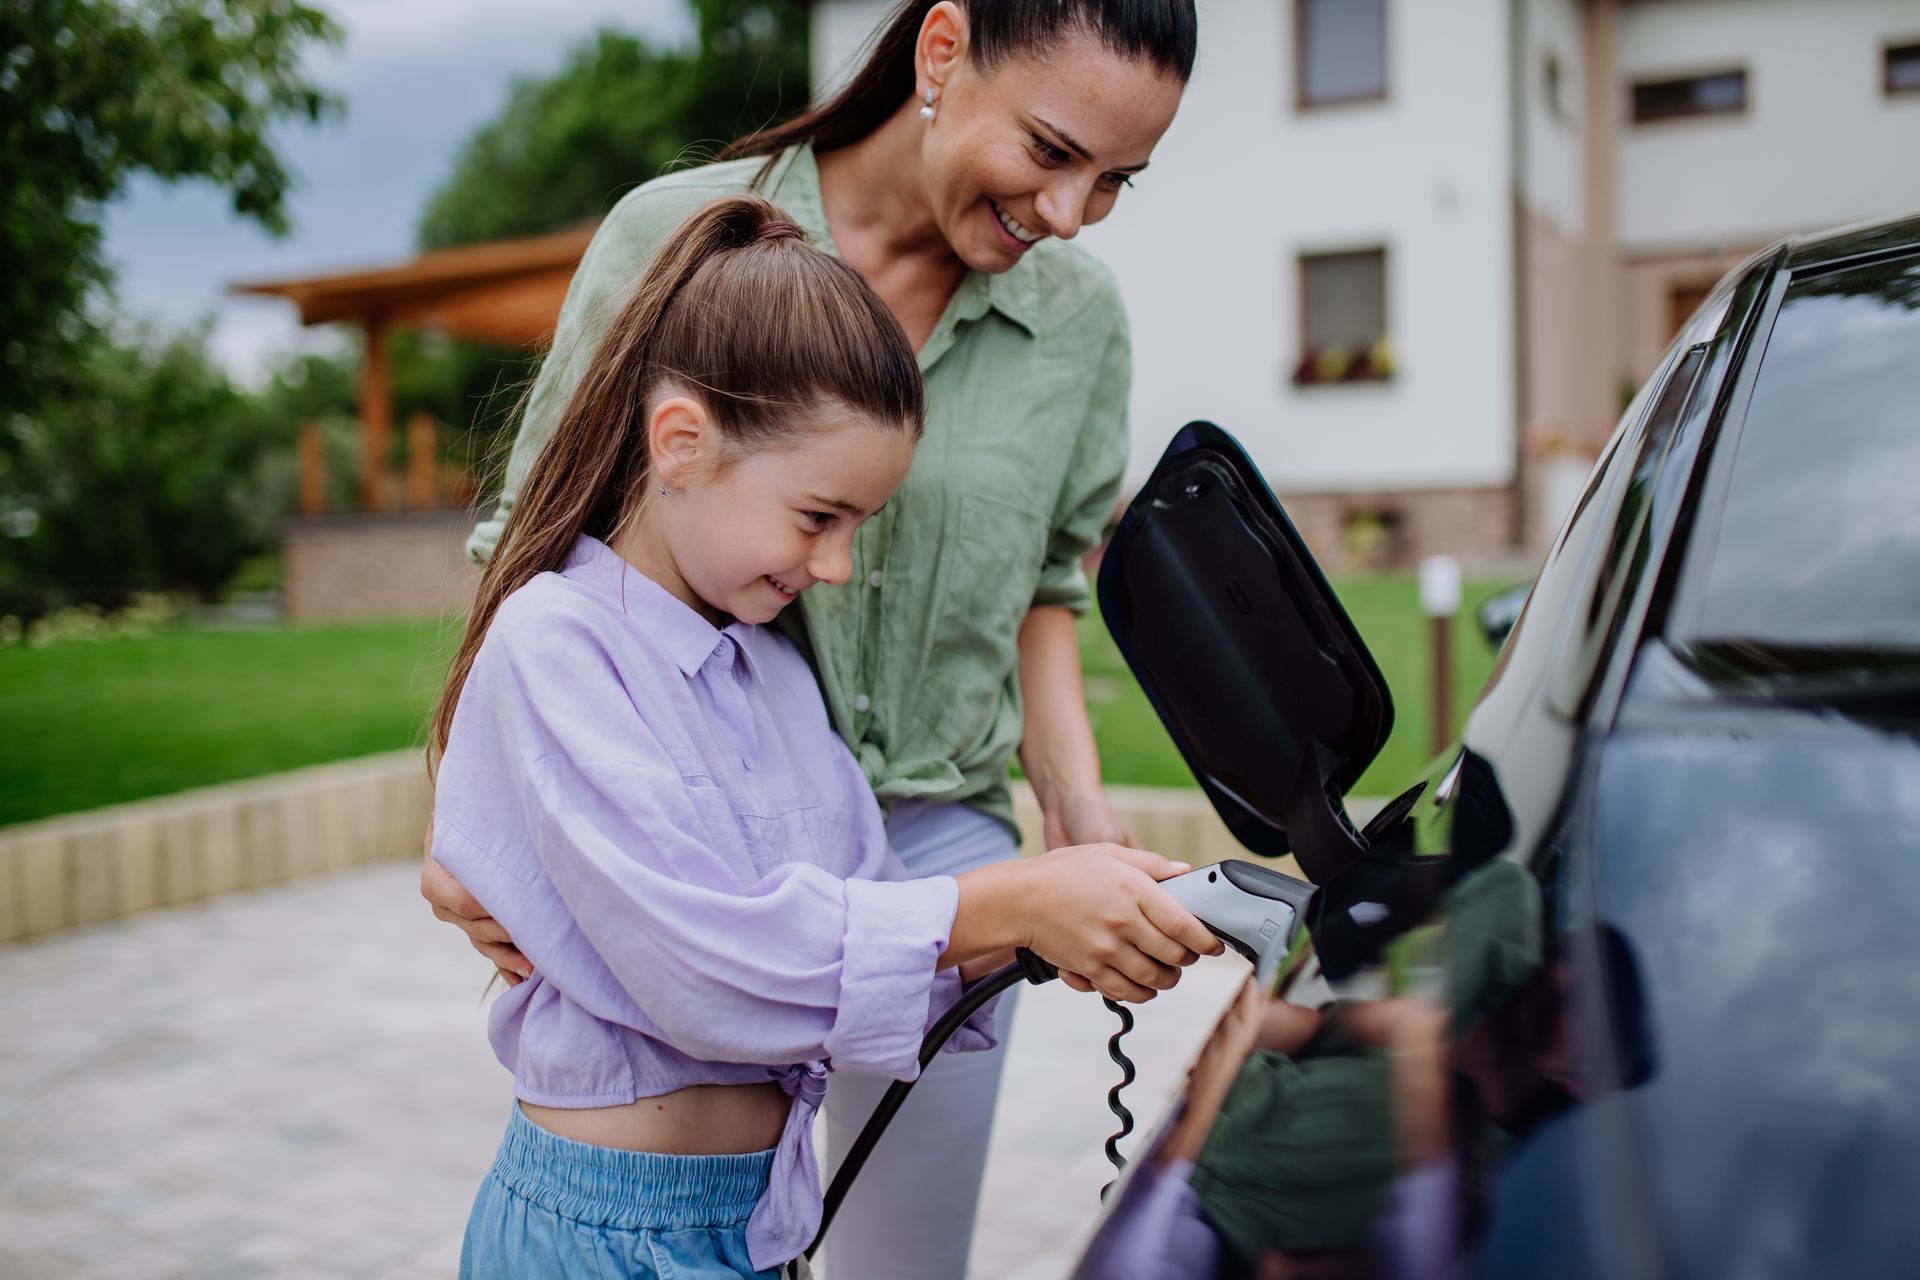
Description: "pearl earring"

(919, 89), (936, 122)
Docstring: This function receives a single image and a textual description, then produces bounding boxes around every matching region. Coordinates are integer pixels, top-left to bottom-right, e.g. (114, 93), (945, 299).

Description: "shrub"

(0, 319), (284, 616)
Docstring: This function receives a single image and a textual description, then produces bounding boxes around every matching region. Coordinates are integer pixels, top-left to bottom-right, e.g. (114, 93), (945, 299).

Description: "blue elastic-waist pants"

(461, 1102), (778, 1279)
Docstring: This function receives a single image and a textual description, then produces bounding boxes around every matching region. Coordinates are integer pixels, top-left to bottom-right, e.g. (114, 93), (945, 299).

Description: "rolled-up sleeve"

(434, 602), (961, 1082)
(823, 718), (1000, 1058)
(1031, 294), (1130, 615)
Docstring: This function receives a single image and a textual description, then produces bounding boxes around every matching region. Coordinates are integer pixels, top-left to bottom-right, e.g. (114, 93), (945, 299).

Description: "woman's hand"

(1014, 843), (1222, 1003)
(421, 825), (533, 985)
(1015, 606), (1137, 851)
(1042, 787), (1136, 850)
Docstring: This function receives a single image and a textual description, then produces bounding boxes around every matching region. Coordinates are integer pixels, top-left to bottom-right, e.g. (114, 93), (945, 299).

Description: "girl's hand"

(1018, 843), (1222, 1003)
(421, 824), (533, 985)
(1042, 788), (1137, 850)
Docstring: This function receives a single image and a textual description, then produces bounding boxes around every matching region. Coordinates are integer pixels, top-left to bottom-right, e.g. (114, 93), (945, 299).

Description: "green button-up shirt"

(468, 146), (1131, 834)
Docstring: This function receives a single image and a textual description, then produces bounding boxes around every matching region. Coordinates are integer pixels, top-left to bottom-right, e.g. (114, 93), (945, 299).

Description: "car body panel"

(1584, 663), (1920, 1276)
(1070, 210), (1920, 1278)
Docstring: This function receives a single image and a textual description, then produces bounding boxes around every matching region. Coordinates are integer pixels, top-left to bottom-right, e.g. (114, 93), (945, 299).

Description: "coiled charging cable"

(1099, 997), (1136, 1199)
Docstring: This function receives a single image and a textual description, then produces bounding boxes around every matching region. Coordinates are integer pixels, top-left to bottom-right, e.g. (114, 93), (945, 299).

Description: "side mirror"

(1478, 584), (1530, 651)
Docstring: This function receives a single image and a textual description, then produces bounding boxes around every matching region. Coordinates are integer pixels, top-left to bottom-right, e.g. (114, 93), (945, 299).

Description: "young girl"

(428, 194), (1219, 1280)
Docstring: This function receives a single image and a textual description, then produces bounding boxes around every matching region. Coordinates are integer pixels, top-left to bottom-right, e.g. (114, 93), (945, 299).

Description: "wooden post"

(358, 316), (392, 511)
(406, 410), (438, 509)
(1419, 556), (1463, 757)
(1430, 615), (1453, 758)
(296, 419), (326, 516)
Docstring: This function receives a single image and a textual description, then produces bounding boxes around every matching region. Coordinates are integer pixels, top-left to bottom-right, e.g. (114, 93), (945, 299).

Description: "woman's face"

(919, 26), (1184, 273)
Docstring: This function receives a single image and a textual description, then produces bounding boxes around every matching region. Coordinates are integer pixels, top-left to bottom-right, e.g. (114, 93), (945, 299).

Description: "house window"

(1297, 0), (1387, 109)
(1887, 42), (1920, 96)
(1295, 249), (1390, 385)
(1543, 51), (1567, 122)
(1631, 69), (1747, 123)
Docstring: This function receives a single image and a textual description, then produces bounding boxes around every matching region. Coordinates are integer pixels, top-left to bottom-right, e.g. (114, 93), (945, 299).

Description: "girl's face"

(918, 21), (1184, 272)
(637, 397), (916, 627)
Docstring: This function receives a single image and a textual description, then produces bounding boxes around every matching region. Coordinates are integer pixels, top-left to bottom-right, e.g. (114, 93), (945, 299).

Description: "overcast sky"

(99, 0), (691, 383)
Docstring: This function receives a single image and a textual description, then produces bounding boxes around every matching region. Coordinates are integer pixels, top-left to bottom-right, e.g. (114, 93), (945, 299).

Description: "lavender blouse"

(432, 536), (989, 1269)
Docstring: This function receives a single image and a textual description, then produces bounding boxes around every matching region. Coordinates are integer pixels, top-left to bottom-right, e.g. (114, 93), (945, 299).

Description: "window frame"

(1629, 67), (1748, 125)
(1885, 40), (1920, 98)
(1295, 0), (1389, 112)
(1667, 248), (1920, 653)
(1293, 246), (1391, 387)
(1542, 50), (1569, 124)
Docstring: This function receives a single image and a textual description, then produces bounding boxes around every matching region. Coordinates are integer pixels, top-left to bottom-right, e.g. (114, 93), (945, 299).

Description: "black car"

(1071, 212), (1920, 1279)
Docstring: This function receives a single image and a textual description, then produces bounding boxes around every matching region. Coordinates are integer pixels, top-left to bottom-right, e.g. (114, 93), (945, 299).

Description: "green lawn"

(0, 575), (1514, 827)
(0, 618), (454, 827)
(1079, 574), (1510, 799)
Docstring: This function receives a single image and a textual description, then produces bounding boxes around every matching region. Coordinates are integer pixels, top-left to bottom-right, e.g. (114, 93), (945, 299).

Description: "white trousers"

(821, 798), (1021, 1280)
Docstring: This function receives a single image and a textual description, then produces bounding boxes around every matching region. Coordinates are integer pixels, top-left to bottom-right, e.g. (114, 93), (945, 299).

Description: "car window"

(1587, 347), (1706, 639)
(1474, 355), (1667, 714)
(1542, 343), (1710, 718)
(1687, 251), (1920, 654)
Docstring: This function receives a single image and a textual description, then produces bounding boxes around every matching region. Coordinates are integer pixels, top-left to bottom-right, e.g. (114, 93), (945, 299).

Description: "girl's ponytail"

(429, 195), (922, 770)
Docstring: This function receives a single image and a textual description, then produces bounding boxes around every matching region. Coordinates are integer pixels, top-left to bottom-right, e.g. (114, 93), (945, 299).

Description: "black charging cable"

(1099, 997), (1136, 1199)
(802, 947), (1060, 1266)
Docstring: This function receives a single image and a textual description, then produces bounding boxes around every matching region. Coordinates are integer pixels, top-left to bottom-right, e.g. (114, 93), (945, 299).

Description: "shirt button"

(867, 570), (884, 589)
(853, 693), (871, 713)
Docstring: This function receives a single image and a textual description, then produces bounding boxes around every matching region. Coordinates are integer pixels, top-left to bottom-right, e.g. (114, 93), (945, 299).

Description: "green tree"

(0, 319), (284, 615)
(416, 0), (807, 249)
(402, 0), (806, 489)
(0, 0), (341, 429)
(251, 343), (366, 513)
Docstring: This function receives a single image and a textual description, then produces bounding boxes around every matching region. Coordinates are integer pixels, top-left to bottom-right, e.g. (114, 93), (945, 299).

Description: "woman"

(423, 2), (1199, 1274)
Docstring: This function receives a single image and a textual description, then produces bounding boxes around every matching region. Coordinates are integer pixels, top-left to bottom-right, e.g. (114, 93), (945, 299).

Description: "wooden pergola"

(231, 222), (598, 510)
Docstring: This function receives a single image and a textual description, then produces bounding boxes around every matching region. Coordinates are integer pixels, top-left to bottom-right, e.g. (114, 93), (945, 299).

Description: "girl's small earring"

(919, 89), (936, 122)
(658, 484), (671, 498)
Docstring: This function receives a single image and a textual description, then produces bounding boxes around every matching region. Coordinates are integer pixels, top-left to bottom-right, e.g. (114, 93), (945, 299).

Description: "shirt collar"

(768, 144), (1042, 339)
(560, 535), (754, 679)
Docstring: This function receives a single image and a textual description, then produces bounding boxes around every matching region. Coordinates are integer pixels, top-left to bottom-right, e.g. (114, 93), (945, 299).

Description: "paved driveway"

(0, 862), (1243, 1278)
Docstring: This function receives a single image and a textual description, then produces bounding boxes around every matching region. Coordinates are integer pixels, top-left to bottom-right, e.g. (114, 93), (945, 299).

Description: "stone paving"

(0, 862), (1243, 1279)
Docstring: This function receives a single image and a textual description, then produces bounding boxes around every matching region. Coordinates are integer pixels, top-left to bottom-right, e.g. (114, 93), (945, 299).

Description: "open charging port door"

(1097, 420), (1394, 888)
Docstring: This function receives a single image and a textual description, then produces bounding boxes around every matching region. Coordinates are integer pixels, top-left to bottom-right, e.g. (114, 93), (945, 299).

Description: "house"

(812, 0), (1920, 568)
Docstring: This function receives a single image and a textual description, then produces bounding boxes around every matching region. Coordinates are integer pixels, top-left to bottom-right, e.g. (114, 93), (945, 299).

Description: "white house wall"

(810, 0), (894, 95)
(809, 0), (1519, 493)
(1522, 0), (1588, 236)
(1617, 0), (1920, 253)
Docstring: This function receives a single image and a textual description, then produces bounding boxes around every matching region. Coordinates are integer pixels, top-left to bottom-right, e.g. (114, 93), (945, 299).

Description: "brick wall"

(283, 511), (480, 622)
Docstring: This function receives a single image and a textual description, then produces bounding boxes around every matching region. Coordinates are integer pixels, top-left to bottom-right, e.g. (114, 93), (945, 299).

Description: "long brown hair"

(721, 0), (1198, 164)
(429, 194), (924, 771)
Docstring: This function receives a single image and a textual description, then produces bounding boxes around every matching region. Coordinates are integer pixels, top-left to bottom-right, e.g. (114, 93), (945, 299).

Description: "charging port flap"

(1097, 421), (1394, 885)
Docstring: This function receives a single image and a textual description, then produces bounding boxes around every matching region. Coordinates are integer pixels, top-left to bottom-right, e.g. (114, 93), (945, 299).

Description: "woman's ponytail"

(723, 1), (933, 164)
(722, 0), (1197, 166)
(428, 194), (922, 770)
